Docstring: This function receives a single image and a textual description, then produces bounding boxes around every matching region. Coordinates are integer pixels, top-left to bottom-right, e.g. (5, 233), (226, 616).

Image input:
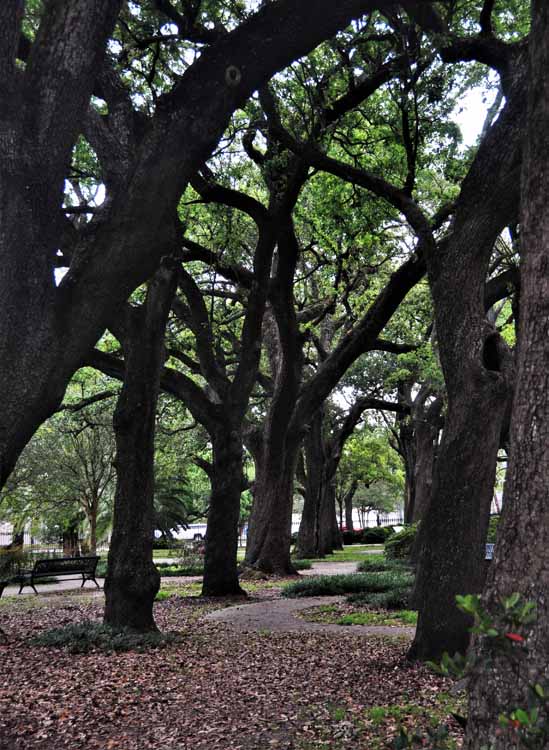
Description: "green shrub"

(385, 524), (418, 560)
(341, 530), (364, 545)
(31, 621), (177, 654)
(361, 526), (395, 544)
(347, 586), (414, 610)
(487, 515), (500, 544)
(96, 560), (108, 577)
(282, 570), (413, 598)
(0, 548), (35, 583)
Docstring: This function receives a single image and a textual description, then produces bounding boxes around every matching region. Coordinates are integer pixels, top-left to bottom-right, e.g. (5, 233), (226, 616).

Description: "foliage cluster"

(385, 524), (419, 560)
(31, 621), (178, 654)
(282, 570), (413, 598)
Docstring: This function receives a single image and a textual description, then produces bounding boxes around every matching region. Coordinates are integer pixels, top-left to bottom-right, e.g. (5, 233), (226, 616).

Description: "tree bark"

(408, 81), (524, 661)
(296, 411), (326, 558)
(202, 425), (246, 596)
(62, 520), (80, 557)
(344, 481), (358, 530)
(411, 397), (442, 524)
(465, 5), (549, 746)
(104, 263), (176, 632)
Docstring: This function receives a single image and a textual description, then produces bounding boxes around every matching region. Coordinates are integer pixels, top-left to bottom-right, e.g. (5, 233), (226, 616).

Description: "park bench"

(16, 556), (101, 594)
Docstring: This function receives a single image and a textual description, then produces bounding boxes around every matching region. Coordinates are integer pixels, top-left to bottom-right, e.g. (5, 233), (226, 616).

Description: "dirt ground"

(0, 575), (462, 750)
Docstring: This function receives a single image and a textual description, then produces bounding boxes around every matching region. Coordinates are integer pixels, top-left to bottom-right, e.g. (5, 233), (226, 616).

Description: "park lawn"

(294, 545), (385, 564)
(0, 582), (463, 750)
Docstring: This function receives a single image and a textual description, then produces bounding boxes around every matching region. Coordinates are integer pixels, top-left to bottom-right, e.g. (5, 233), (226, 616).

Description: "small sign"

(485, 543), (495, 561)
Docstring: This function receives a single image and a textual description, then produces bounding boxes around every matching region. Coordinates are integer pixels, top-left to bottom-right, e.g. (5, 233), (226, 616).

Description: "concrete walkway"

(301, 561), (359, 576)
(205, 596), (414, 638)
(1, 578), (106, 597)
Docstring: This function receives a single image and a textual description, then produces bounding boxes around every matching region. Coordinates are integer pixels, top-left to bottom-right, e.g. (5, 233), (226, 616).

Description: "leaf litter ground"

(0, 582), (464, 749)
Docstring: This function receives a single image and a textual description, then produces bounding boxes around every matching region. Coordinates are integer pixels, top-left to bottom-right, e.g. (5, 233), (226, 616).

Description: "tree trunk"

(317, 474), (337, 556)
(244, 438), (299, 575)
(62, 520), (80, 557)
(465, 6), (549, 746)
(398, 412), (417, 525)
(327, 482), (343, 550)
(411, 399), (442, 524)
(104, 264), (176, 632)
(296, 412), (325, 558)
(344, 481), (357, 531)
(408, 85), (523, 661)
(202, 425), (246, 596)
(87, 506), (98, 555)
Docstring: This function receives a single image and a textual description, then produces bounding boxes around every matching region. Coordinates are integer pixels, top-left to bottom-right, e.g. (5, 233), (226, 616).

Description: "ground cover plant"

(283, 570), (413, 598)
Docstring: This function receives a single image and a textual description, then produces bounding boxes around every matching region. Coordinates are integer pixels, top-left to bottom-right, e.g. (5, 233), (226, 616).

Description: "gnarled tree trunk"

(202, 425), (246, 596)
(408, 85), (523, 660)
(104, 264), (176, 632)
(296, 411), (326, 558)
(465, 6), (549, 746)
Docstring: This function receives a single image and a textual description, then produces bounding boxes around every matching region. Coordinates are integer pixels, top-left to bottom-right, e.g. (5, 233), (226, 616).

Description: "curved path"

(206, 560), (415, 638)
(205, 595), (415, 638)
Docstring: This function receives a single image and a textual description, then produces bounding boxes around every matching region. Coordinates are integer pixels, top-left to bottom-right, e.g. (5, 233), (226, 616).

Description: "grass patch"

(156, 563), (204, 576)
(282, 570), (413, 598)
(155, 588), (178, 601)
(152, 549), (181, 559)
(291, 559), (312, 570)
(356, 557), (410, 573)
(337, 610), (417, 627)
(296, 546), (384, 564)
(31, 621), (178, 654)
(363, 692), (466, 749)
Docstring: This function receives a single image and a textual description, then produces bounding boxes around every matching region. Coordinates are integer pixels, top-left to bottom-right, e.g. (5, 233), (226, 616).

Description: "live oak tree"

(464, 2), (549, 747)
(270, 1), (525, 659)
(0, 0), (391, 493)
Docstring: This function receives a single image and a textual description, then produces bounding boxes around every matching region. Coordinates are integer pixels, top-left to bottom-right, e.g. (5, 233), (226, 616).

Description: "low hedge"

(341, 526), (396, 546)
(361, 526), (395, 544)
(282, 570), (413, 598)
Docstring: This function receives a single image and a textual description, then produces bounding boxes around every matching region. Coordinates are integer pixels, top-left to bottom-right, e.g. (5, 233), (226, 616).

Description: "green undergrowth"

(356, 557), (411, 574)
(294, 546), (384, 564)
(156, 563), (204, 576)
(282, 570), (413, 598)
(347, 587), (413, 610)
(291, 559), (313, 570)
(31, 621), (178, 654)
(363, 693), (465, 750)
(338, 610), (417, 627)
(299, 602), (417, 627)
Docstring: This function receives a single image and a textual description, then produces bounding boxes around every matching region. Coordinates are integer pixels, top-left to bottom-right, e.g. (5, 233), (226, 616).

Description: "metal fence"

(0, 531), (109, 555)
(1, 510), (405, 553)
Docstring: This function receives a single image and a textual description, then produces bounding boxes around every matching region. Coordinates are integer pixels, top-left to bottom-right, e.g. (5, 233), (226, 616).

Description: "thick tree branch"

(25, 0), (122, 172)
(173, 272), (229, 397)
(292, 252), (426, 432)
(0, 0), (23, 81)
